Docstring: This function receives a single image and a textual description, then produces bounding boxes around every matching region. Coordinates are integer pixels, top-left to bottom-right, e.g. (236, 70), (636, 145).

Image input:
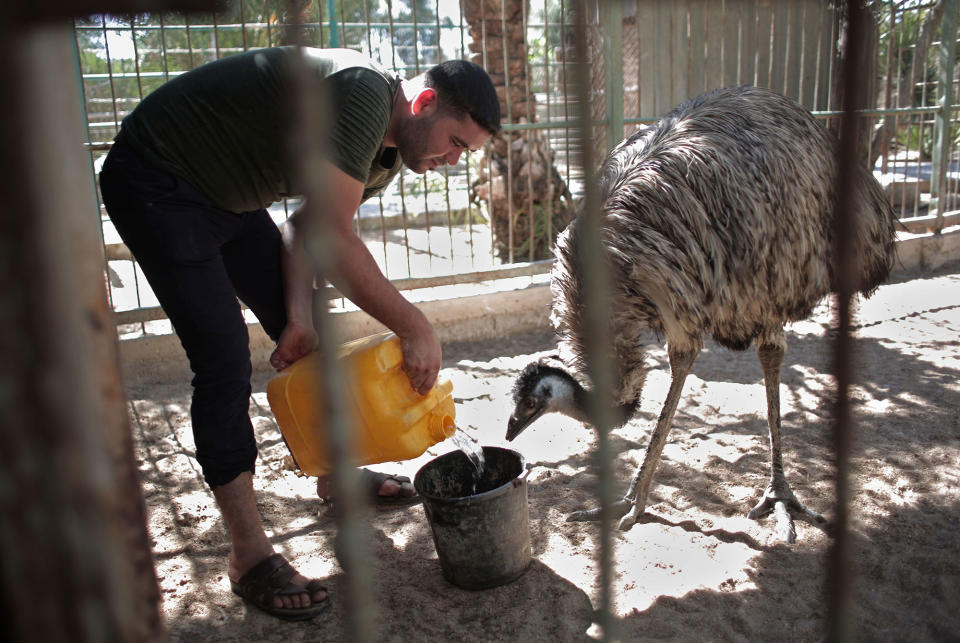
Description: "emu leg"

(748, 340), (826, 543)
(567, 348), (698, 531)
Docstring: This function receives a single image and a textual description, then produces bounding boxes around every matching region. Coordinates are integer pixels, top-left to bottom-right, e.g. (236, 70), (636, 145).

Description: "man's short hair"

(424, 60), (501, 135)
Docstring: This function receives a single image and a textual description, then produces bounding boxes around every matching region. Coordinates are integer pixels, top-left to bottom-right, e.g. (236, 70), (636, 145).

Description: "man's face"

(395, 110), (491, 174)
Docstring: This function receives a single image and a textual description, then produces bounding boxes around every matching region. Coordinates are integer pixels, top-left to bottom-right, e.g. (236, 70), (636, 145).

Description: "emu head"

(506, 357), (586, 441)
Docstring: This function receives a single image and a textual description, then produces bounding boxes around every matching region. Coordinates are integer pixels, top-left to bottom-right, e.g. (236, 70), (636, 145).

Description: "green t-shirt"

(117, 47), (402, 213)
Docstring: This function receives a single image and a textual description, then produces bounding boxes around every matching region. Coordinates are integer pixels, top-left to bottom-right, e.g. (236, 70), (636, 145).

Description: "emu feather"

(506, 86), (896, 543)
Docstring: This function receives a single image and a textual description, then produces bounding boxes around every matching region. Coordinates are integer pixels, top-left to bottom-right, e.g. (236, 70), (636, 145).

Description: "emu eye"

(524, 398), (536, 409)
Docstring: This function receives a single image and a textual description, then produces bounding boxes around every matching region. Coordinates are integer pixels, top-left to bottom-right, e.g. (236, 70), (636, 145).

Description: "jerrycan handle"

(376, 334), (404, 371)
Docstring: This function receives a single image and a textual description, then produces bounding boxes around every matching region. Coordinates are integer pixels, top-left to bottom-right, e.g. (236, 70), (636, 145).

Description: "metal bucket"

(414, 446), (531, 590)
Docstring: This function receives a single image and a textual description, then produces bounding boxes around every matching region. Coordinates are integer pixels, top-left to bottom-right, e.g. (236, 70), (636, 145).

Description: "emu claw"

(748, 483), (825, 544)
(566, 498), (633, 523)
(617, 504), (642, 531)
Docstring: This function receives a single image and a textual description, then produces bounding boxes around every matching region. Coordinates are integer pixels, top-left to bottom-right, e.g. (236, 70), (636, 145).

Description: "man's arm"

(276, 161), (442, 394)
(268, 219), (320, 371)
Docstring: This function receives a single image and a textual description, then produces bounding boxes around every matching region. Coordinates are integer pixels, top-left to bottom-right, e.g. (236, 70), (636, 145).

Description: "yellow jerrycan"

(267, 331), (456, 476)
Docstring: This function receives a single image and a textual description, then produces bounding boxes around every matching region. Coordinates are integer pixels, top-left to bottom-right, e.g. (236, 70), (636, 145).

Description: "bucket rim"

(413, 446), (528, 505)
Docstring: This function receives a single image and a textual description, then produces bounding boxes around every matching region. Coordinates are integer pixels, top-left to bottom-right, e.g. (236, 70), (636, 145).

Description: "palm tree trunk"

(462, 0), (572, 263)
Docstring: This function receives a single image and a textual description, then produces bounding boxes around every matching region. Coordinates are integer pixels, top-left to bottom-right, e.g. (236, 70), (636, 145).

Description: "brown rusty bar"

(571, 2), (617, 639)
(282, 3), (375, 639)
(827, 1), (868, 640)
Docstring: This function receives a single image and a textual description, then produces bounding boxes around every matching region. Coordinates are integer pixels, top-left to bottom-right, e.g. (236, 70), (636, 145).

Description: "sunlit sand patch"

(612, 525), (760, 615)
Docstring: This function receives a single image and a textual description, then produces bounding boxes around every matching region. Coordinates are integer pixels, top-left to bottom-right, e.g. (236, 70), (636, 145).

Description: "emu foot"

(748, 482), (825, 543)
(566, 498), (633, 526)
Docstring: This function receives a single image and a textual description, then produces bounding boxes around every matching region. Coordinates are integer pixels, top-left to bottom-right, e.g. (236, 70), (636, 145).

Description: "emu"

(506, 86), (897, 543)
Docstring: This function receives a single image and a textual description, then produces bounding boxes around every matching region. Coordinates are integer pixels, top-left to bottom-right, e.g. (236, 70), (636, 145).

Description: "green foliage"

(877, 0), (958, 108)
(403, 168), (449, 198)
(896, 119), (960, 161)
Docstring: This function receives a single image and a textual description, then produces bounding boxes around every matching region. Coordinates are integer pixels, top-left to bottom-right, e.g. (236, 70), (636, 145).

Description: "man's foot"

(317, 468), (419, 506)
(229, 553), (329, 621)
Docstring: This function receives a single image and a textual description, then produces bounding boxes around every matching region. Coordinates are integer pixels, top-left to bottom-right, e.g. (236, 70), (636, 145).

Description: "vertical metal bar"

(185, 12), (195, 67)
(364, 0), (390, 273)
(459, 0), (478, 268)
(931, 0), (957, 230)
(101, 13), (147, 333)
(798, 0), (806, 104)
(682, 1), (692, 100)
(383, 0), (412, 276)
(542, 0), (555, 251)
(895, 4), (908, 218)
(129, 18), (144, 99)
(828, 6), (839, 110)
(363, 0), (374, 57)
(438, 0), (455, 272)
(501, 0), (515, 264)
(917, 17), (932, 220)
(239, 0), (248, 50)
(412, 0), (420, 71)
(284, 4), (375, 639)
(603, 0), (623, 153)
(523, 0), (536, 262)
(881, 2), (895, 175)
(573, 4), (616, 641)
(675, 1), (688, 103)
(318, 0), (325, 48)
(752, 0), (761, 87)
(411, 0), (434, 272)
(328, 0), (340, 48)
(720, 0), (728, 87)
(158, 13), (171, 81)
(266, 3), (274, 46)
(339, 0), (349, 49)
(827, 1), (868, 639)
(736, 0), (744, 86)
(71, 21), (114, 313)
(702, 0), (710, 94)
(783, 1), (792, 97)
(812, 0), (825, 109)
(481, 0), (496, 268)
(213, 7), (221, 58)
(560, 0), (572, 200)
(637, 0), (648, 119)
(766, 4), (775, 90)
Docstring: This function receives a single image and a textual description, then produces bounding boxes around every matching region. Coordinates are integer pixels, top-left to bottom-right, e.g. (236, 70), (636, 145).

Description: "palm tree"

(461, 0), (572, 263)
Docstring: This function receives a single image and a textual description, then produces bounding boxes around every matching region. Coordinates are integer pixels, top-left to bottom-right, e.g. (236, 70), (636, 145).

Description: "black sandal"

(230, 553), (330, 621)
(319, 469), (421, 508)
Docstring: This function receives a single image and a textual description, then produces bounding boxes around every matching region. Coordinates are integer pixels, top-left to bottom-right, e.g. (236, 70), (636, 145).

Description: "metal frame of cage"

(2, 0), (956, 640)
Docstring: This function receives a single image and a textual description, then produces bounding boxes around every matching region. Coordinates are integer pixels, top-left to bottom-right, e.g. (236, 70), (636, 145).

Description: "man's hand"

(269, 320), (318, 370)
(398, 323), (442, 395)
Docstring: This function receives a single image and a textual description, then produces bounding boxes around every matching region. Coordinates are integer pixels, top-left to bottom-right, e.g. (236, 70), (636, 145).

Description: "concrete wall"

(118, 228), (959, 385)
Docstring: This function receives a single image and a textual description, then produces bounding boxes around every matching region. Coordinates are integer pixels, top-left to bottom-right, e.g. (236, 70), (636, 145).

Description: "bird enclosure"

(2, 1), (958, 641)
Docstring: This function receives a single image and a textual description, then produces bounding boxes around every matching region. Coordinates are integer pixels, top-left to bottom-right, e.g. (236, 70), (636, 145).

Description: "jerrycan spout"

(430, 414), (457, 442)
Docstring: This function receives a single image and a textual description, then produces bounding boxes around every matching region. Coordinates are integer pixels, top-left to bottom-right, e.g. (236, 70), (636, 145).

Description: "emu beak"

(505, 407), (541, 442)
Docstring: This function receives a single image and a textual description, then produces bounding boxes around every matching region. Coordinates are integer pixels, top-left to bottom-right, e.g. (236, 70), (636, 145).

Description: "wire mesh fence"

(74, 0), (959, 335)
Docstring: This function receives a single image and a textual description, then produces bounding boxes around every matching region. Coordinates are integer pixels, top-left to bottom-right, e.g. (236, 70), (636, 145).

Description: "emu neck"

(541, 373), (592, 424)
(547, 374), (636, 428)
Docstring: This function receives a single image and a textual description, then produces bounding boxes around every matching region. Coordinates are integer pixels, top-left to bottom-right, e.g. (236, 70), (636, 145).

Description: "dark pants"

(99, 139), (287, 489)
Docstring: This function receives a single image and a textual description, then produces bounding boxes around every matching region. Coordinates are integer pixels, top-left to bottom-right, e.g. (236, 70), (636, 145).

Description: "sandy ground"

(124, 261), (960, 642)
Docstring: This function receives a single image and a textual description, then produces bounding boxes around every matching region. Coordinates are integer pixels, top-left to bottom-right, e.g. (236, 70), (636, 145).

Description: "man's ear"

(411, 87), (438, 116)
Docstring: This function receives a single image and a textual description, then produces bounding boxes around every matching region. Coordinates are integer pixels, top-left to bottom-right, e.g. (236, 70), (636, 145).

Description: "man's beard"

(393, 113), (436, 173)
